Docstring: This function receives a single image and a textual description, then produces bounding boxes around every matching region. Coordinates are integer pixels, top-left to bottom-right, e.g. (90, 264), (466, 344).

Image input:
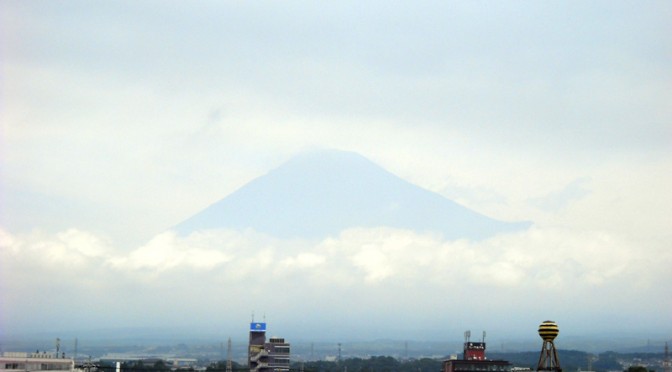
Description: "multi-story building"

(248, 321), (267, 370)
(248, 322), (290, 372)
(442, 333), (512, 372)
(1, 352), (74, 372)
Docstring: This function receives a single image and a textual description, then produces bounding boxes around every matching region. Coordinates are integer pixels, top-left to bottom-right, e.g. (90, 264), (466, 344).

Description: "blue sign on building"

(250, 322), (267, 332)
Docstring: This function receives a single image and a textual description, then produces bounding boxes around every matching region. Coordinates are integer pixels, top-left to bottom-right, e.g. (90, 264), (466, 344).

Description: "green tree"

(205, 360), (245, 372)
(152, 360), (170, 372)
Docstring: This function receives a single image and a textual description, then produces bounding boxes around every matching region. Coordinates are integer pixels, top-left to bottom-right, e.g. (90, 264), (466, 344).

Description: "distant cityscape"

(1, 321), (670, 372)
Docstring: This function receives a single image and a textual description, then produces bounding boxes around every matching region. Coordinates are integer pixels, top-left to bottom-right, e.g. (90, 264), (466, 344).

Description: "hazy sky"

(1, 1), (671, 344)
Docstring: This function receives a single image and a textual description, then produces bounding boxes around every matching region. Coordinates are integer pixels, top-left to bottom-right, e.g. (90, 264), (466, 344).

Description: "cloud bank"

(2, 225), (669, 340)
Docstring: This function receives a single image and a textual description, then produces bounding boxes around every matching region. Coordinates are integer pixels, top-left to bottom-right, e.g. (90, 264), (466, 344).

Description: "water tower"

(536, 320), (561, 372)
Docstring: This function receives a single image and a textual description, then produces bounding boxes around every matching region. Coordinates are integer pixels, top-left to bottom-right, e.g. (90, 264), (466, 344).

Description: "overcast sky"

(1, 1), (671, 344)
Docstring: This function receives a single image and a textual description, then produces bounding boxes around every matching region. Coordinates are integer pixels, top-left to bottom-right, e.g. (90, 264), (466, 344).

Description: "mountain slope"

(174, 150), (530, 239)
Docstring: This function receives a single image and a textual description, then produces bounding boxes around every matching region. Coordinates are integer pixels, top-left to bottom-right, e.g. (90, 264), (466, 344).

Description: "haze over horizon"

(1, 1), (670, 344)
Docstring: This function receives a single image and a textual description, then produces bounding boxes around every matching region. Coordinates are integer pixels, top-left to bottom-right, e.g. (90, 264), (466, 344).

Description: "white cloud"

(278, 253), (326, 270)
(2, 224), (669, 336)
(107, 231), (232, 272)
(0, 228), (111, 269)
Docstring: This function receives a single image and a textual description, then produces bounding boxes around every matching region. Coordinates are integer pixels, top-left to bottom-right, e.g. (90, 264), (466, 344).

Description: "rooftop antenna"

(664, 342), (670, 372)
(465, 330), (471, 343)
(483, 331), (486, 343)
(251, 311), (255, 322)
(55, 338), (61, 358)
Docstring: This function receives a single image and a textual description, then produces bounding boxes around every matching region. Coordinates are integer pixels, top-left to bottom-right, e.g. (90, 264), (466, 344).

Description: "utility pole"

(337, 343), (342, 363)
(226, 338), (233, 372)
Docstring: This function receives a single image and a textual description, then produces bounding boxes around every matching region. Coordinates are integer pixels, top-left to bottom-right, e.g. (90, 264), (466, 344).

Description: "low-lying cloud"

(1, 225), (668, 339)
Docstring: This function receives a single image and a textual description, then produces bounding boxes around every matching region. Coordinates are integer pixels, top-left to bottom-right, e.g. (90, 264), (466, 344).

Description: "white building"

(1, 352), (75, 372)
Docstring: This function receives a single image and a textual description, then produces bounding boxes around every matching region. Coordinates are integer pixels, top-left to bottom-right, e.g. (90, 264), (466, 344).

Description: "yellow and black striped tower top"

(538, 320), (559, 341)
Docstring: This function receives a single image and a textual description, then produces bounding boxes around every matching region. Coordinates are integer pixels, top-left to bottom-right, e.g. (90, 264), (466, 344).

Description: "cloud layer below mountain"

(2, 224), (668, 340)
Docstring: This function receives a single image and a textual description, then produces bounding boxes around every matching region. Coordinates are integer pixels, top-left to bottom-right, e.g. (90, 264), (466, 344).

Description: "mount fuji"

(174, 149), (530, 240)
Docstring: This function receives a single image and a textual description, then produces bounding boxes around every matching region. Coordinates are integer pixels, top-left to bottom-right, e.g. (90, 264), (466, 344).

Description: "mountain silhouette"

(174, 149), (531, 239)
